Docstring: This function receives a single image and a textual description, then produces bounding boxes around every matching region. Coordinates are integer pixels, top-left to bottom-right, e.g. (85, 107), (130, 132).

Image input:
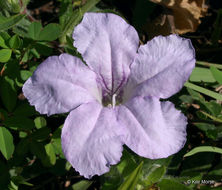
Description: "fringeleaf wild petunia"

(23, 13), (196, 178)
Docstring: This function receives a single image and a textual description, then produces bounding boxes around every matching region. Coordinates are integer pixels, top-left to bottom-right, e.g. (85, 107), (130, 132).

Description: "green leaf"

(145, 165), (166, 187)
(0, 127), (14, 160)
(16, 138), (29, 156)
(60, 0), (100, 43)
(31, 127), (51, 141)
(51, 138), (64, 158)
(19, 131), (27, 138)
(11, 176), (33, 187)
(45, 143), (56, 165)
(30, 141), (56, 167)
(12, 16), (31, 37)
(4, 116), (35, 130)
(0, 160), (10, 189)
(210, 66), (222, 84)
(193, 123), (216, 131)
(117, 149), (137, 178)
(211, 9), (222, 45)
(184, 146), (222, 157)
(118, 162), (143, 190)
(20, 70), (32, 81)
(27, 22), (42, 40)
(72, 180), (93, 190)
(33, 42), (52, 56)
(39, 23), (61, 41)
(0, 35), (8, 48)
(0, 31), (11, 41)
(13, 103), (36, 117)
(189, 67), (216, 83)
(9, 35), (22, 49)
(0, 76), (17, 112)
(0, 49), (12, 63)
(8, 180), (18, 190)
(158, 179), (190, 190)
(0, 14), (26, 31)
(34, 117), (47, 129)
(29, 141), (47, 164)
(184, 82), (222, 101)
(204, 101), (222, 116)
(51, 126), (64, 158)
(187, 88), (205, 101)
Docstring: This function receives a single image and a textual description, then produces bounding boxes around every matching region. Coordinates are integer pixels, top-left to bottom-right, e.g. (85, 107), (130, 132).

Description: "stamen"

(112, 94), (117, 108)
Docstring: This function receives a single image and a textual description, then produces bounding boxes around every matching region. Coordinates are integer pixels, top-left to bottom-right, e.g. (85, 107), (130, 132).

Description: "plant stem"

(196, 61), (222, 70)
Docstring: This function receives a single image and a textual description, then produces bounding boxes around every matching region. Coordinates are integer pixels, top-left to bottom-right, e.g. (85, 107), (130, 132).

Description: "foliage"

(0, 0), (222, 189)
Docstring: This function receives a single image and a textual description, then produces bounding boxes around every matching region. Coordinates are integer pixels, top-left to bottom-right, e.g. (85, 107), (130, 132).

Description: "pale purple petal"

(117, 96), (187, 159)
(73, 13), (139, 94)
(23, 53), (101, 116)
(123, 34), (195, 101)
(61, 102), (125, 178)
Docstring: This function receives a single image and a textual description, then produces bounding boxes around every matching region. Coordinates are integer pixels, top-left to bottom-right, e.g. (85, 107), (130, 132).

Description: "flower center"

(102, 93), (122, 108)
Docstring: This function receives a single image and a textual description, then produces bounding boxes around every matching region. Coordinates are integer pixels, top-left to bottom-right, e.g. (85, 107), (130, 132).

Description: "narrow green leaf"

(72, 180), (93, 190)
(0, 127), (14, 160)
(189, 67), (216, 83)
(11, 176), (33, 187)
(8, 180), (18, 190)
(39, 23), (61, 41)
(184, 146), (222, 157)
(145, 165), (166, 187)
(0, 49), (12, 63)
(210, 66), (222, 84)
(27, 22), (42, 40)
(0, 76), (17, 112)
(0, 14), (26, 31)
(158, 179), (190, 190)
(184, 82), (222, 101)
(196, 61), (222, 70)
(118, 162), (143, 190)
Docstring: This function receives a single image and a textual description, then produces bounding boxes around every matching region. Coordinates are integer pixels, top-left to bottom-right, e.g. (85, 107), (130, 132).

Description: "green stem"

(196, 61), (222, 70)
(200, 111), (222, 123)
(184, 82), (222, 101)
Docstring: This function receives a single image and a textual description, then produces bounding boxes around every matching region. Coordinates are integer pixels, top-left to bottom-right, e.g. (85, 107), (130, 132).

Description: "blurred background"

(0, 0), (222, 189)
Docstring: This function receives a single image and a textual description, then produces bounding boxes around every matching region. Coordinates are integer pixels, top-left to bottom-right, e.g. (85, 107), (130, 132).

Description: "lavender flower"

(23, 13), (195, 178)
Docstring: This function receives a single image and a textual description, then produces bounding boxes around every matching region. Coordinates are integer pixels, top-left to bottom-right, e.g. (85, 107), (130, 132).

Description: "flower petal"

(23, 53), (101, 116)
(73, 13), (139, 94)
(61, 102), (124, 178)
(117, 96), (187, 159)
(124, 34), (195, 100)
